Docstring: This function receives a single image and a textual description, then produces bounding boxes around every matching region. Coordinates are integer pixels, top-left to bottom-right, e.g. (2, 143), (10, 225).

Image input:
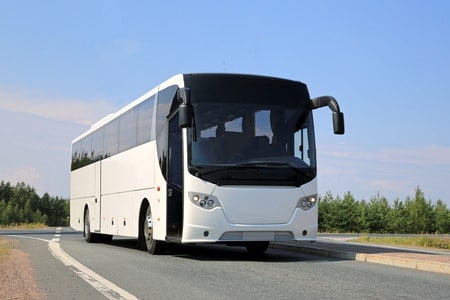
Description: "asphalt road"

(2, 228), (449, 300)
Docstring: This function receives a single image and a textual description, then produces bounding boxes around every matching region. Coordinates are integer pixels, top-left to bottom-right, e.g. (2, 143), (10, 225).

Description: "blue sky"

(1, 1), (449, 204)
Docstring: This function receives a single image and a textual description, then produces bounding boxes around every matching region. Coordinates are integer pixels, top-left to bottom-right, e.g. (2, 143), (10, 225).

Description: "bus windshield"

(188, 101), (316, 186)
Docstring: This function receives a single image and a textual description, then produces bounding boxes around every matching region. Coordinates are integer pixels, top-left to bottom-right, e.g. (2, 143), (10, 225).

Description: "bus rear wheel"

(84, 209), (97, 243)
(139, 204), (164, 254)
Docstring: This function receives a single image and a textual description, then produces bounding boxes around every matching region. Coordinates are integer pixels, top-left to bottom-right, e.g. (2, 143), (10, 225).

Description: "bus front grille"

(219, 231), (294, 241)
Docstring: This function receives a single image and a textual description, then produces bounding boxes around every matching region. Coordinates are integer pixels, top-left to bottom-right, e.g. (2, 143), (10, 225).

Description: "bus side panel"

(101, 143), (155, 195)
(100, 142), (157, 238)
(70, 163), (99, 231)
(100, 189), (155, 237)
(70, 164), (96, 199)
(70, 197), (84, 231)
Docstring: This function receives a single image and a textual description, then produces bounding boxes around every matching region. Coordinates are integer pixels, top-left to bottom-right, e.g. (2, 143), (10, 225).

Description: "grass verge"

(0, 237), (16, 257)
(0, 223), (47, 230)
(351, 235), (450, 250)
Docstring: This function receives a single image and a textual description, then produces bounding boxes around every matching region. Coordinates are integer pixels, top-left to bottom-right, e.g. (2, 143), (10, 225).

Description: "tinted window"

(156, 86), (178, 137)
(105, 118), (119, 157)
(71, 140), (81, 170)
(137, 96), (155, 144)
(92, 127), (104, 160)
(156, 86), (178, 176)
(81, 134), (93, 161)
(119, 109), (137, 152)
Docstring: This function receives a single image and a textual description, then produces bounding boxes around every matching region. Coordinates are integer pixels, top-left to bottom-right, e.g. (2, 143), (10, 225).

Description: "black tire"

(246, 242), (269, 255)
(139, 204), (164, 254)
(84, 209), (97, 243)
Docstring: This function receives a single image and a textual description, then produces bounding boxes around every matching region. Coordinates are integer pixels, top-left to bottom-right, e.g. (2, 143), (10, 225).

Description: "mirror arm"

(311, 96), (341, 113)
(311, 96), (345, 135)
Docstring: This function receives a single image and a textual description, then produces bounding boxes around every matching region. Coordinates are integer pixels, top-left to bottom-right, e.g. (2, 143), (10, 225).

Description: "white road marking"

(48, 241), (138, 300)
(7, 230), (139, 300)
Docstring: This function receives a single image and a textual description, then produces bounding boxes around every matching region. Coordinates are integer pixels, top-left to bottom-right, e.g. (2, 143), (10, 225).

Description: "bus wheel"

(140, 204), (164, 254)
(84, 209), (97, 243)
(246, 242), (269, 255)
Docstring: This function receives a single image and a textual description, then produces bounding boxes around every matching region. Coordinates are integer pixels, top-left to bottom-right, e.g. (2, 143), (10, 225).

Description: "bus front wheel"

(139, 204), (164, 254)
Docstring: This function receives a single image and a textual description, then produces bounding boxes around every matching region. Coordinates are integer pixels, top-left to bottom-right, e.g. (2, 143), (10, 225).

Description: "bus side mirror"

(311, 96), (345, 135)
(177, 88), (193, 128)
(333, 112), (345, 135)
(179, 103), (192, 128)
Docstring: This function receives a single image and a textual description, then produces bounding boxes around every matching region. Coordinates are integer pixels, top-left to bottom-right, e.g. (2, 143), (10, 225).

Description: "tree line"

(319, 187), (450, 234)
(0, 181), (69, 227)
(2, 180), (449, 233)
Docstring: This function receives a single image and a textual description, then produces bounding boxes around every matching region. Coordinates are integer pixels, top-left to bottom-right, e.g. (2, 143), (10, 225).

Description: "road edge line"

(48, 240), (139, 300)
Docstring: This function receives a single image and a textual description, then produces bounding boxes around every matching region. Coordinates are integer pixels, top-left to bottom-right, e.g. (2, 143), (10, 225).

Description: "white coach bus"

(70, 73), (344, 254)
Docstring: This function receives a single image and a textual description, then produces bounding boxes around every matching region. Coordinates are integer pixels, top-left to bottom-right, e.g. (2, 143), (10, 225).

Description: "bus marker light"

(193, 195), (200, 202)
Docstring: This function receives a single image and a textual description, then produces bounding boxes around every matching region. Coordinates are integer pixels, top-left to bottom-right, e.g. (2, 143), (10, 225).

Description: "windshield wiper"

(233, 161), (293, 167)
(189, 166), (231, 176)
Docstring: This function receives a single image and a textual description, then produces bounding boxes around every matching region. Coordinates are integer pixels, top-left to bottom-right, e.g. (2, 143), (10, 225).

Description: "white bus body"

(70, 73), (344, 254)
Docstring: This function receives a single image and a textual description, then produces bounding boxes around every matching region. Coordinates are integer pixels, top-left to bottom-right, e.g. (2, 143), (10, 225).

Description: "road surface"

(1, 228), (449, 299)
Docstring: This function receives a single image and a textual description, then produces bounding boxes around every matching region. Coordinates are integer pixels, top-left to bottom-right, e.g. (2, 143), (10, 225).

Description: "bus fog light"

(200, 200), (207, 207)
(207, 199), (214, 206)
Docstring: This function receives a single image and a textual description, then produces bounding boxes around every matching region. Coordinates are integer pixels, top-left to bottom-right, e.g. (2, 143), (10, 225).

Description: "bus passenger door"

(166, 112), (183, 240)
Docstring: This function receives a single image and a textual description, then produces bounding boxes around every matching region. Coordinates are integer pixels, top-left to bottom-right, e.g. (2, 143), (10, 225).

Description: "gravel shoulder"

(0, 237), (46, 299)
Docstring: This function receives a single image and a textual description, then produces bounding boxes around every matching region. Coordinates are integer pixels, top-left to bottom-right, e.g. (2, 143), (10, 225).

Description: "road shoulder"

(0, 237), (46, 299)
(272, 239), (450, 275)
(12, 236), (105, 299)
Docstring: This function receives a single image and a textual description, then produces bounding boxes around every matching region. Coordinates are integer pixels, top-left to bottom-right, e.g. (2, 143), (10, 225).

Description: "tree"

(366, 193), (391, 233)
(0, 180), (69, 227)
(338, 192), (363, 232)
(0, 181), (13, 202)
(433, 200), (450, 233)
(387, 198), (407, 233)
(318, 191), (337, 232)
(401, 187), (434, 233)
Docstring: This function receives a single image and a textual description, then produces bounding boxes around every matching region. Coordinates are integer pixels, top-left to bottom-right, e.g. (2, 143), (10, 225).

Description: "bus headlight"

(189, 192), (221, 210)
(297, 195), (318, 211)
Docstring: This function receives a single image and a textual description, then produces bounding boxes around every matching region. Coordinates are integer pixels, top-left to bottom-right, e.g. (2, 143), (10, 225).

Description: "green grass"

(0, 223), (47, 230)
(350, 235), (450, 250)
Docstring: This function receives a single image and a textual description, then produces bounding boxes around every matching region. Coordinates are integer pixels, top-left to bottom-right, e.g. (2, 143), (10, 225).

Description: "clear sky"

(1, 1), (449, 204)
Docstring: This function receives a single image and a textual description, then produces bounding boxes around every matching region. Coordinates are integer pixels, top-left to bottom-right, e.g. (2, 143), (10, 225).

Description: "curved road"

(2, 228), (449, 299)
